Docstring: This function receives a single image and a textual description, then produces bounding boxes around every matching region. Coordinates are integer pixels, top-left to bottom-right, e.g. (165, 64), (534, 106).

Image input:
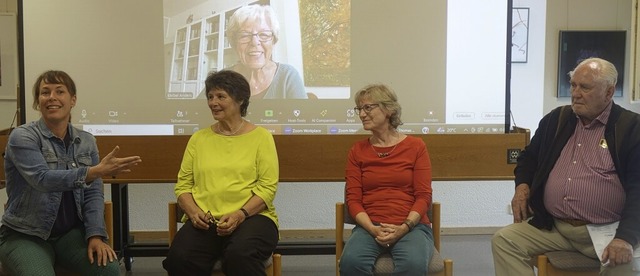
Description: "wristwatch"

(402, 219), (415, 230)
(240, 207), (250, 218)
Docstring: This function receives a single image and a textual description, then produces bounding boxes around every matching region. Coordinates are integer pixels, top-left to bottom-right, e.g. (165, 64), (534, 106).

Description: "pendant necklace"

(217, 120), (245, 136)
(370, 142), (398, 158)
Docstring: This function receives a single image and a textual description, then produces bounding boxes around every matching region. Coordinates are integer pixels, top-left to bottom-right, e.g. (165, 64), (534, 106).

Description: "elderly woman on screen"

(226, 4), (307, 99)
(339, 84), (435, 275)
(163, 70), (280, 275)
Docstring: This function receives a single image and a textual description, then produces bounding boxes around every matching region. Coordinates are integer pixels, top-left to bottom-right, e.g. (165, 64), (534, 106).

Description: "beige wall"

(0, 0), (17, 218)
(0, 0), (18, 132)
(0, 0), (17, 13)
(544, 0), (639, 114)
(2, 0), (639, 232)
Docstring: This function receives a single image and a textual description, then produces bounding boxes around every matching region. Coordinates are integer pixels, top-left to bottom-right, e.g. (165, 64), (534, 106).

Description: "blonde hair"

(354, 84), (403, 129)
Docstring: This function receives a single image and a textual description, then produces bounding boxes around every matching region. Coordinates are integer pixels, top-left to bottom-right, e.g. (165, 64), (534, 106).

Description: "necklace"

(250, 63), (274, 91)
(217, 120), (245, 136)
(370, 143), (398, 158)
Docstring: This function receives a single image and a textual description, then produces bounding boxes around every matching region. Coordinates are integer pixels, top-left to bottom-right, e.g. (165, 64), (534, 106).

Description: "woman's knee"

(394, 258), (428, 275)
(163, 244), (195, 273)
(0, 237), (56, 275)
(339, 250), (372, 275)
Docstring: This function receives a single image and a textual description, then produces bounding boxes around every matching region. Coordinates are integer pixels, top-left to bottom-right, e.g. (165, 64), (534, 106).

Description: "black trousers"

(163, 215), (278, 276)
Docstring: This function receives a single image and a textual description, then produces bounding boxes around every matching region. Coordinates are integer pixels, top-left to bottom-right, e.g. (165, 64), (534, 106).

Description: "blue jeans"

(340, 223), (434, 275)
(0, 225), (119, 275)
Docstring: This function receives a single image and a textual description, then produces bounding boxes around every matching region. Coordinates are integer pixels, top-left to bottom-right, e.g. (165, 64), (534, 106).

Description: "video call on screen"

(23, 0), (509, 136)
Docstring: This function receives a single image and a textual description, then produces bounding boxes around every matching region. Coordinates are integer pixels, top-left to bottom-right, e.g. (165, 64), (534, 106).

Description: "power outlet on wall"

(507, 149), (522, 164)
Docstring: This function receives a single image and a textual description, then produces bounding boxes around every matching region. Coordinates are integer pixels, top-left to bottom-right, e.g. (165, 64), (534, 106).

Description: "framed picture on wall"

(557, 30), (625, 97)
(511, 7), (529, 63)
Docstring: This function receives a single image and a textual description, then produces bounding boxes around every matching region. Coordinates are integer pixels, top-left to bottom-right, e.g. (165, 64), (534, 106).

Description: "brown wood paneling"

(0, 132), (529, 183)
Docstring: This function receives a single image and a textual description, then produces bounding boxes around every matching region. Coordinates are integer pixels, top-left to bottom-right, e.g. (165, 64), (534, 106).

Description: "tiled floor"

(120, 234), (495, 276)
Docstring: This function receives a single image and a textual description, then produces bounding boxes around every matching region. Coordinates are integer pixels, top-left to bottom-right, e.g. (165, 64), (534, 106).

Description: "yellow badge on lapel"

(599, 138), (608, 149)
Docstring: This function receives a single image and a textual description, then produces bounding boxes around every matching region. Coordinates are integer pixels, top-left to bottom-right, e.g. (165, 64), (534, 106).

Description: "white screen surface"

(22, 0), (509, 135)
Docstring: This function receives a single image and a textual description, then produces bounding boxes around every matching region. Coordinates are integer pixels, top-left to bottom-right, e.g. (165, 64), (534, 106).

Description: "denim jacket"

(2, 118), (107, 240)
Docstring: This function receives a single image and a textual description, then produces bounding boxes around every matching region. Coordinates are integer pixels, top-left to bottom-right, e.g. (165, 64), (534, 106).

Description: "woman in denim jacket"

(0, 70), (142, 275)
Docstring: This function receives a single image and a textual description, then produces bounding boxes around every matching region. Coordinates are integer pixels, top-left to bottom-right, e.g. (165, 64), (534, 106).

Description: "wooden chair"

(535, 251), (599, 276)
(335, 201), (453, 276)
(0, 201), (115, 276)
(168, 202), (282, 276)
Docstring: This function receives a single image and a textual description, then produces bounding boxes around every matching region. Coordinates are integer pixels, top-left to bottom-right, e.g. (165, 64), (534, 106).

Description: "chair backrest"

(104, 201), (114, 248)
(168, 202), (186, 245)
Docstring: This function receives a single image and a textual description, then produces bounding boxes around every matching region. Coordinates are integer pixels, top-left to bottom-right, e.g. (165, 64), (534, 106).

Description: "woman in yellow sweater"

(163, 70), (279, 276)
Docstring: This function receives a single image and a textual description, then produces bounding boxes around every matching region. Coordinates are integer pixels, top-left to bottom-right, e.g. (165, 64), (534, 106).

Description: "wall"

(0, 0), (16, 217)
(6, 0), (637, 233)
(511, 0), (546, 133)
(0, 0), (549, 232)
(125, 0), (548, 232)
(0, 0), (18, 132)
(544, 0), (639, 114)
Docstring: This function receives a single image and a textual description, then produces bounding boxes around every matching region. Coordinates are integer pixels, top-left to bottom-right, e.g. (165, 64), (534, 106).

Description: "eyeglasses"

(236, 31), (274, 43)
(354, 104), (380, 114)
(205, 210), (219, 226)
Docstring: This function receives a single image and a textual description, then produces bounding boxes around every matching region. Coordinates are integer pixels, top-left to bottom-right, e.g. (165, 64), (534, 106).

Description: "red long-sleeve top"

(345, 135), (432, 226)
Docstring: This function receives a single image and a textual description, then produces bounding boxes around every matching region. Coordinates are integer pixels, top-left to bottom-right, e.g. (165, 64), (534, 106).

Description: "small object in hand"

(205, 210), (219, 225)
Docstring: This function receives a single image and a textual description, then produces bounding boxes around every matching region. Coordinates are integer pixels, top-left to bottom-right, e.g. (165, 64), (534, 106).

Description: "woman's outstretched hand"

(87, 146), (142, 182)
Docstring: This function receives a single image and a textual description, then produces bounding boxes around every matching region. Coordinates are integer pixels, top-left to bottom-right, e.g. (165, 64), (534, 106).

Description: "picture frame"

(0, 13), (18, 100)
(557, 30), (625, 97)
(511, 7), (529, 63)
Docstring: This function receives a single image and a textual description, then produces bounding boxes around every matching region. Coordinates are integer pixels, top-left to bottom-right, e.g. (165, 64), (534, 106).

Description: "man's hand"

(602, 238), (634, 267)
(511, 183), (531, 223)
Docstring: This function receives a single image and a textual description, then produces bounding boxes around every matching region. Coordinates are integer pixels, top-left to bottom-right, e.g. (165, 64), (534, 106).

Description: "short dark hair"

(205, 70), (251, 116)
(32, 70), (77, 110)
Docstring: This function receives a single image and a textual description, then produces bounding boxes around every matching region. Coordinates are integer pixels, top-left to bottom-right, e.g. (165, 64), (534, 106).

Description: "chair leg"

(444, 259), (453, 276)
(272, 254), (282, 276)
(537, 255), (548, 276)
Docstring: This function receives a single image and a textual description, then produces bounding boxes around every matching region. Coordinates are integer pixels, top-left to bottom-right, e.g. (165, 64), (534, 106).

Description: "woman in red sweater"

(339, 84), (434, 275)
